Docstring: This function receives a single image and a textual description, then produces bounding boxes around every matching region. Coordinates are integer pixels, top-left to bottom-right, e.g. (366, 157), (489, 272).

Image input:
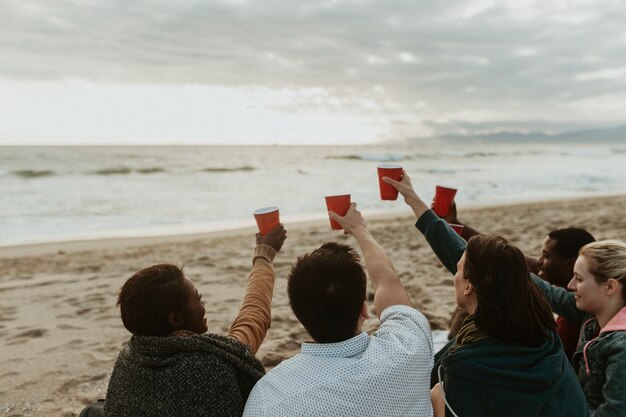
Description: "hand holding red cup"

(253, 207), (280, 236)
(325, 194), (351, 230)
(377, 164), (403, 200)
(434, 186), (457, 217)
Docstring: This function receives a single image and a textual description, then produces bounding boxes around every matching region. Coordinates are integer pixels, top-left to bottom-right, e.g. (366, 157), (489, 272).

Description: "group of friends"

(84, 171), (626, 417)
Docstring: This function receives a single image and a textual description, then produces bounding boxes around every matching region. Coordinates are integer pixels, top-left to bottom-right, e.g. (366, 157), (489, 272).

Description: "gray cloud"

(2, 0), (626, 138)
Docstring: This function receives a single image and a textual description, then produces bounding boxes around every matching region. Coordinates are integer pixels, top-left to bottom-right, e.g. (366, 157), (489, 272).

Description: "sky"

(1, 0), (626, 145)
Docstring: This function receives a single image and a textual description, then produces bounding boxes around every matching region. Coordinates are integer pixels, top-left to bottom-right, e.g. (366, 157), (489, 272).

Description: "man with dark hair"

(534, 227), (595, 359)
(436, 200), (595, 360)
(287, 242), (367, 343)
(243, 204), (433, 417)
(538, 228), (596, 288)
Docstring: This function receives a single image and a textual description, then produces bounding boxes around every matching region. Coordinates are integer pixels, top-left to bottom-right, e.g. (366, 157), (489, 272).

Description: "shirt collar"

(301, 332), (369, 358)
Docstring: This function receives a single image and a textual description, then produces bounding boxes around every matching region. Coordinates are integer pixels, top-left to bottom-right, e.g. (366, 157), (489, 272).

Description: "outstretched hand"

(328, 203), (366, 235)
(382, 170), (419, 204)
(382, 169), (429, 219)
(430, 198), (460, 224)
(383, 170), (423, 205)
(256, 224), (287, 252)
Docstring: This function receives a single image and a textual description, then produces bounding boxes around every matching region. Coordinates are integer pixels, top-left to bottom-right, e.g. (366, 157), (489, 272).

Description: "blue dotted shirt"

(243, 305), (434, 417)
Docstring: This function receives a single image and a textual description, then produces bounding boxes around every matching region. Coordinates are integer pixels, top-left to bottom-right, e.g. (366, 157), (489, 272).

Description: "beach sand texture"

(1, 195), (625, 416)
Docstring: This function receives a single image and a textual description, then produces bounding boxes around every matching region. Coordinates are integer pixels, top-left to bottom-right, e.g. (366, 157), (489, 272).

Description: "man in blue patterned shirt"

(243, 203), (434, 417)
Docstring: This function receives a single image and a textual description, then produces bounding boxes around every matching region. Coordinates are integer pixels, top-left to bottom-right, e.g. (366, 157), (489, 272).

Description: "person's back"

(244, 204), (433, 417)
(105, 332), (263, 417)
(246, 305), (432, 416)
(435, 325), (586, 417)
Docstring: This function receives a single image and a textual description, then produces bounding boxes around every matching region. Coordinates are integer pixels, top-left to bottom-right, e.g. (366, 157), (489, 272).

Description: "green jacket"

(416, 210), (590, 417)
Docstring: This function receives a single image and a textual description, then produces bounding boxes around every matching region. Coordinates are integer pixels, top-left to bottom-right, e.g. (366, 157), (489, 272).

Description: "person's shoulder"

(601, 330), (626, 352)
(257, 353), (306, 382)
(244, 354), (307, 415)
(375, 305), (433, 354)
(379, 304), (430, 329)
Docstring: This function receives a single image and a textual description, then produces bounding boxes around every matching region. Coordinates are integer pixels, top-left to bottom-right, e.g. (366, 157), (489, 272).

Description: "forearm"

(228, 244), (276, 354)
(352, 227), (411, 315)
(529, 274), (586, 324)
(460, 224), (480, 241)
(406, 195), (430, 220)
(416, 210), (467, 274)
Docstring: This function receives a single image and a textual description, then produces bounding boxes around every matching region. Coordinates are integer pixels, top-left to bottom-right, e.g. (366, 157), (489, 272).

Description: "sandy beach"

(1, 195), (625, 417)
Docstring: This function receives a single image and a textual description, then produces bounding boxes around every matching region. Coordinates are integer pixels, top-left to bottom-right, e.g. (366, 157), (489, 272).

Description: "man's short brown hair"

(288, 242), (367, 343)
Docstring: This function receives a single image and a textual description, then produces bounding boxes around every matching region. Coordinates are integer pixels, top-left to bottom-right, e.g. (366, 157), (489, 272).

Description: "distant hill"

(429, 125), (626, 143)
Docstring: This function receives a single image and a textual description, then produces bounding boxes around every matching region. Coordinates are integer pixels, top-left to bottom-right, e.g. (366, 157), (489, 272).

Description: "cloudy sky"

(1, 0), (625, 145)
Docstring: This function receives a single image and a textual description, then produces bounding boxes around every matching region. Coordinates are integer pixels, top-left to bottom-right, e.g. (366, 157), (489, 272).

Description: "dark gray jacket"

(103, 333), (265, 417)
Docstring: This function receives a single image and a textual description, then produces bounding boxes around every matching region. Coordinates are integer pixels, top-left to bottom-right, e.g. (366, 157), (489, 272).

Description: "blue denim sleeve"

(529, 274), (587, 324)
(591, 335), (626, 417)
(415, 209), (467, 274)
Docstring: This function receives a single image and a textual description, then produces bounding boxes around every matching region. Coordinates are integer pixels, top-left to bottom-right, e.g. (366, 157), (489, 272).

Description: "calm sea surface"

(1, 142), (625, 246)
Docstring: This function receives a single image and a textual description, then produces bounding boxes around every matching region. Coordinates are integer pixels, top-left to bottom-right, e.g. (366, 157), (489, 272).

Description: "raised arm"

(530, 274), (586, 324)
(429, 198), (480, 241)
(330, 204), (412, 316)
(384, 172), (466, 272)
(228, 225), (286, 354)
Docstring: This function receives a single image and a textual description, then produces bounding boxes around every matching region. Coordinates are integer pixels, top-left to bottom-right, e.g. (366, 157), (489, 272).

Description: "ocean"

(1, 142), (625, 246)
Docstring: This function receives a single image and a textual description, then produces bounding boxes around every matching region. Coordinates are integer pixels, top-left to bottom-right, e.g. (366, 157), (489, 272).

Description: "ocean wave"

(94, 167), (133, 175)
(137, 168), (165, 174)
(202, 166), (255, 173)
(94, 167), (166, 175)
(462, 152), (499, 158)
(13, 170), (56, 178)
(326, 154), (405, 162)
(326, 155), (362, 161)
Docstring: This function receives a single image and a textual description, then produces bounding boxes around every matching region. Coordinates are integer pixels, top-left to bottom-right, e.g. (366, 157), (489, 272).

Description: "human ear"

(463, 282), (474, 296)
(168, 310), (183, 328)
(605, 278), (621, 296)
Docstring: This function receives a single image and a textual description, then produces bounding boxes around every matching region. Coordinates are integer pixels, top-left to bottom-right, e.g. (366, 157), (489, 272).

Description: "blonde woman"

(531, 240), (626, 417)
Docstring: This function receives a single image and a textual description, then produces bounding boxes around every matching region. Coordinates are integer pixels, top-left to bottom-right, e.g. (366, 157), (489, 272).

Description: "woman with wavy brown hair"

(384, 171), (589, 417)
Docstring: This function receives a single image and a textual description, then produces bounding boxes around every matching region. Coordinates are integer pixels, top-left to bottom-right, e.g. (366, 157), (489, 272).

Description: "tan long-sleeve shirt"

(227, 244), (277, 354)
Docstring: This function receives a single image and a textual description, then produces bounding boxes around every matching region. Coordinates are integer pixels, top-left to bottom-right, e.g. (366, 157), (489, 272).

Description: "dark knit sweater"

(103, 333), (265, 417)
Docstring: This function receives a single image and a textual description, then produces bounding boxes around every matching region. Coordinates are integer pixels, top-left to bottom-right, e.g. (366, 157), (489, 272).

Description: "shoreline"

(2, 191), (625, 259)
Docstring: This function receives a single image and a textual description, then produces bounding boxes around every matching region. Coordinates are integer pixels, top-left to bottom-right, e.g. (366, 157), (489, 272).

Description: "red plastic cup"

(253, 207), (280, 236)
(377, 164), (403, 200)
(325, 194), (351, 230)
(449, 223), (464, 236)
(434, 185), (457, 217)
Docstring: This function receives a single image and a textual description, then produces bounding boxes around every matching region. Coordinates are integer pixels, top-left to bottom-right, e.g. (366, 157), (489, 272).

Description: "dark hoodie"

(436, 330), (589, 417)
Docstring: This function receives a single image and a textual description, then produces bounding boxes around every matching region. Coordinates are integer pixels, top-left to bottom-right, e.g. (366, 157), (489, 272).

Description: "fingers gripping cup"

(449, 223), (464, 236)
(434, 186), (457, 217)
(254, 207), (280, 236)
(377, 164), (403, 200)
(325, 194), (351, 230)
